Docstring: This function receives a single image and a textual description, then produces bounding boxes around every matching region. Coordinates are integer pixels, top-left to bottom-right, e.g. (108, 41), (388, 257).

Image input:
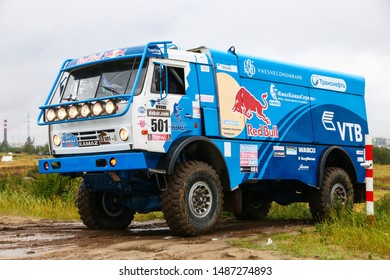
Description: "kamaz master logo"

(311, 74), (347, 92)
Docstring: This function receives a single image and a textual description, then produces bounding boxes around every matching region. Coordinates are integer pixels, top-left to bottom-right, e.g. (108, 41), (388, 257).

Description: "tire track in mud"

(0, 216), (311, 260)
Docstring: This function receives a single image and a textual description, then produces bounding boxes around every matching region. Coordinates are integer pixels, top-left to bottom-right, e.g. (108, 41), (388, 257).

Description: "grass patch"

(0, 191), (79, 220)
(231, 195), (390, 259)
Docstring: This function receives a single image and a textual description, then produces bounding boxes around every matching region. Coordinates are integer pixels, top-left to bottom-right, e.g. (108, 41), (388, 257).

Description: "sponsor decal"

(147, 46), (162, 55)
(298, 156), (315, 161)
(243, 59), (256, 77)
(259, 68), (303, 80)
(138, 119), (147, 128)
(173, 103), (183, 122)
(171, 124), (186, 131)
(273, 146), (285, 157)
(298, 147), (316, 153)
(286, 146), (297, 156)
(231, 86), (279, 139)
(148, 134), (171, 141)
(232, 87), (270, 124)
(222, 119), (240, 126)
(62, 133), (78, 148)
(147, 109), (170, 118)
(322, 111), (336, 131)
(102, 49), (126, 59)
(199, 94), (214, 103)
(269, 84), (281, 107)
(98, 131), (117, 145)
(322, 111), (363, 142)
(247, 124), (279, 138)
(216, 63), (238, 73)
(240, 144), (258, 173)
(137, 106), (146, 114)
(79, 140), (99, 147)
(311, 74), (347, 92)
(77, 49), (126, 65)
(200, 65), (210, 72)
(298, 164), (310, 171)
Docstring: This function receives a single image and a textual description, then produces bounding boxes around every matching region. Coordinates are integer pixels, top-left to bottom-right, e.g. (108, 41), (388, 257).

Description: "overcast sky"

(0, 0), (389, 145)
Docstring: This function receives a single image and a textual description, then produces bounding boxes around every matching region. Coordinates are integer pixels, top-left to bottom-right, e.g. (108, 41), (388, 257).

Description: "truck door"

(146, 60), (201, 153)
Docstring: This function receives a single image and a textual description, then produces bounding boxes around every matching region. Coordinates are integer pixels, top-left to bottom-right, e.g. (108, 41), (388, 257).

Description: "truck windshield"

(59, 58), (147, 103)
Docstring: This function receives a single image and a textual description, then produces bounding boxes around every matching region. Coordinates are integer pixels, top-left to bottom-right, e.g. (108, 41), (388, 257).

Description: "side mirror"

(153, 62), (169, 101)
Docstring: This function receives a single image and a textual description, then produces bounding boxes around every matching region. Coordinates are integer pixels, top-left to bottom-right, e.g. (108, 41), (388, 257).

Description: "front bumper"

(38, 152), (149, 174)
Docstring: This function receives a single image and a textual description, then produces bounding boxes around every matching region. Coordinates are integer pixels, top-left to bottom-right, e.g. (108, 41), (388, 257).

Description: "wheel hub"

(330, 183), (348, 206)
(102, 192), (125, 217)
(189, 182), (212, 218)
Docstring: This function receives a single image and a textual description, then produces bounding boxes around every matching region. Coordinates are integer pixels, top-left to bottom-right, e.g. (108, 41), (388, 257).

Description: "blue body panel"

(39, 152), (155, 174)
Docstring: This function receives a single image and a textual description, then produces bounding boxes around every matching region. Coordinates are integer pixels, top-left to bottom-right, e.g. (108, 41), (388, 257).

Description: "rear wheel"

(76, 183), (134, 229)
(309, 167), (353, 221)
(235, 189), (272, 220)
(161, 161), (223, 236)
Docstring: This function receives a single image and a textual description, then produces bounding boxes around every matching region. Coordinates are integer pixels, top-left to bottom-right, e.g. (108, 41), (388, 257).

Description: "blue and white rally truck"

(38, 41), (368, 236)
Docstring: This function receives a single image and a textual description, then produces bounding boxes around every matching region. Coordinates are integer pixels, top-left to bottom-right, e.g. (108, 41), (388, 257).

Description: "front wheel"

(309, 167), (354, 221)
(161, 161), (223, 236)
(76, 183), (135, 229)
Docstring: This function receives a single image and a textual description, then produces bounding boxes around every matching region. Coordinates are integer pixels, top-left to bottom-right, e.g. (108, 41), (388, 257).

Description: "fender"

(158, 136), (230, 189)
(317, 146), (357, 189)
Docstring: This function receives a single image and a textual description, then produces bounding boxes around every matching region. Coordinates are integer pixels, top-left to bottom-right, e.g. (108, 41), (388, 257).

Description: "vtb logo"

(322, 111), (363, 142)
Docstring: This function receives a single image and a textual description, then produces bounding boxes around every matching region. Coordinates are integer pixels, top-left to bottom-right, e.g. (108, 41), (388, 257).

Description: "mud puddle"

(0, 216), (312, 260)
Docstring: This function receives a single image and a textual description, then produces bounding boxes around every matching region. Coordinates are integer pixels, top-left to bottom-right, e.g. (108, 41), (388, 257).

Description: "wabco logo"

(311, 74), (347, 92)
(244, 59), (256, 77)
(322, 111), (362, 142)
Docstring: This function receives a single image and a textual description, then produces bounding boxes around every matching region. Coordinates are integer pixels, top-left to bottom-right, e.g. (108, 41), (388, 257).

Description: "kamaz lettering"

(37, 41), (369, 237)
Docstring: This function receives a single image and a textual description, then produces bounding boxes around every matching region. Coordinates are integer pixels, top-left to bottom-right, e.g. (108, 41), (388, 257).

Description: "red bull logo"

(232, 87), (270, 125)
(76, 49), (127, 65)
(103, 49), (127, 59)
(232, 87), (279, 139)
(77, 52), (105, 65)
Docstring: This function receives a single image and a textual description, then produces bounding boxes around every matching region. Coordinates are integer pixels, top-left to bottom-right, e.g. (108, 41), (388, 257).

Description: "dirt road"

(0, 216), (311, 260)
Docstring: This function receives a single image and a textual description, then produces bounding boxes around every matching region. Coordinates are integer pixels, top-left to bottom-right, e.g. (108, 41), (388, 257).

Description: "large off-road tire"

(309, 167), (353, 221)
(76, 183), (135, 230)
(161, 161), (223, 237)
(235, 189), (272, 220)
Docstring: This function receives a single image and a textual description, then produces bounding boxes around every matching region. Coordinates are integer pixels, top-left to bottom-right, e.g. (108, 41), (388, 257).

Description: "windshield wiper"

(101, 85), (121, 95)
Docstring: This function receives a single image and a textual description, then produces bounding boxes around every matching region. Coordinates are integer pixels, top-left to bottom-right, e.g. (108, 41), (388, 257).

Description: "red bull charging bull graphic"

(231, 86), (279, 139)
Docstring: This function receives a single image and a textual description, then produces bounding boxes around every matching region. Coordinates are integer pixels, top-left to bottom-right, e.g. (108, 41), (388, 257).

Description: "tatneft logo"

(244, 59), (256, 77)
(311, 74), (347, 92)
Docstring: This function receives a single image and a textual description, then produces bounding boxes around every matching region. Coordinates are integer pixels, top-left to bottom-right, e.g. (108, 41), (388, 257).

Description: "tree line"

(2, 137), (390, 165)
(0, 137), (49, 155)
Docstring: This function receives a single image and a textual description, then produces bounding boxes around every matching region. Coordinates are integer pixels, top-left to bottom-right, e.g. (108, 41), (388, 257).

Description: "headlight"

(57, 107), (67, 120)
(46, 108), (56, 122)
(105, 100), (117, 114)
(92, 102), (103, 116)
(68, 105), (79, 119)
(53, 134), (61, 146)
(80, 104), (91, 117)
(119, 128), (129, 141)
